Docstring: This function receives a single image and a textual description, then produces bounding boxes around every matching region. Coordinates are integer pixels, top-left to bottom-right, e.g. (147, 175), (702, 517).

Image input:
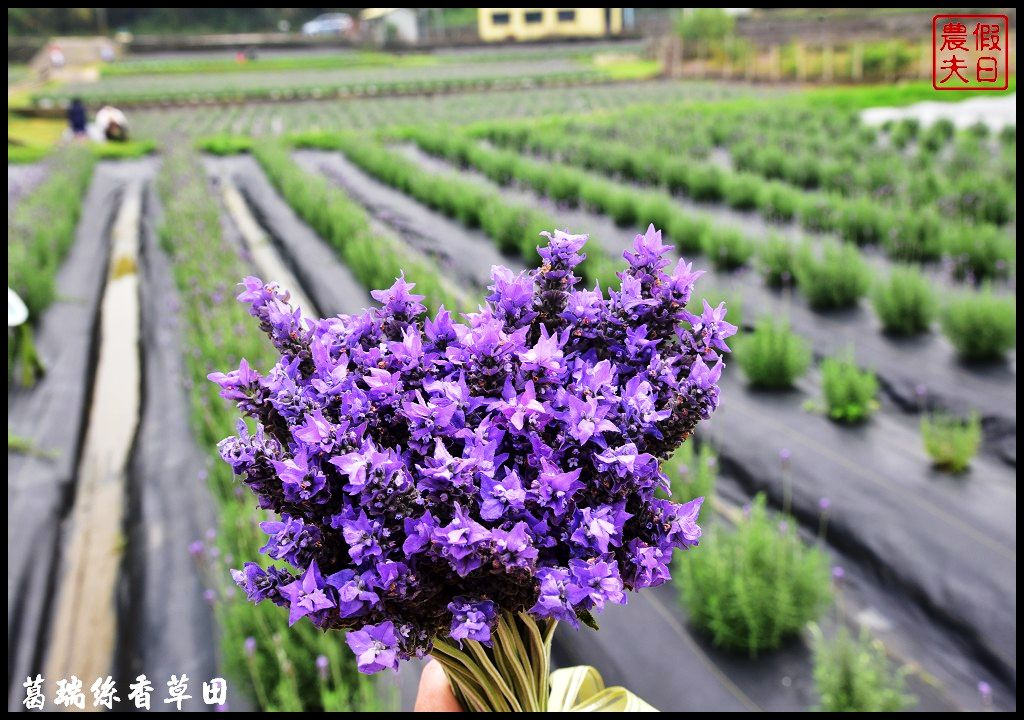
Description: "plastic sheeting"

(203, 154), (370, 319)
(7, 166), (119, 711)
(116, 179), (220, 707)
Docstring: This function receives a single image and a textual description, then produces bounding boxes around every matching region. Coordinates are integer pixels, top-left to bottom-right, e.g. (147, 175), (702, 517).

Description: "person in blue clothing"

(67, 98), (87, 137)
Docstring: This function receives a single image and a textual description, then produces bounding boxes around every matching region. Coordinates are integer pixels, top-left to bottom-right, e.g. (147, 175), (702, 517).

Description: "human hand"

(414, 659), (463, 712)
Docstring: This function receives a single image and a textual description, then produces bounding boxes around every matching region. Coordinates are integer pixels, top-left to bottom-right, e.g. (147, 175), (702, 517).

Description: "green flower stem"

(431, 611), (557, 712)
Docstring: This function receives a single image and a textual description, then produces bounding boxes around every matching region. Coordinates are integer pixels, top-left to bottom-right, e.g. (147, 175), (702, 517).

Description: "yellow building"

(477, 8), (624, 43)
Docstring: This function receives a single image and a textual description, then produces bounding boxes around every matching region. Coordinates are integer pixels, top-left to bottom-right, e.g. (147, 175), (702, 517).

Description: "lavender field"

(7, 10), (1017, 714)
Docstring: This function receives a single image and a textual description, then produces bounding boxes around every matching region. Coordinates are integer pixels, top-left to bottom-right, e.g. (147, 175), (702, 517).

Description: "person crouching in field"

(91, 106), (130, 143)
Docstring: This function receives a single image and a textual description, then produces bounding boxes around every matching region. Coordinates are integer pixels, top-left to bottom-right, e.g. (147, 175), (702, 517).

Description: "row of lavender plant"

(569, 103), (1013, 200)
(7, 147), (96, 385)
(469, 119), (1014, 279)
(251, 141), (473, 314)
(285, 130), (621, 289)
(523, 103), (1015, 232)
(35, 69), (609, 110)
(132, 80), (750, 140)
(155, 142), (381, 711)
(396, 126), (1014, 362)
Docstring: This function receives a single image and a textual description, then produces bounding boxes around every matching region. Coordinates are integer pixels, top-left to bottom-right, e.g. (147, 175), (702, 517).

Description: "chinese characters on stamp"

(933, 14), (1009, 90)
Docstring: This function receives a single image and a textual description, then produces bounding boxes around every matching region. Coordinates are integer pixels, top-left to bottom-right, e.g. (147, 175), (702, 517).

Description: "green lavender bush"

(798, 195), (837, 233)
(952, 172), (1015, 225)
(920, 119), (954, 151)
(943, 224), (1015, 282)
(687, 164), (725, 202)
(757, 181), (801, 222)
(758, 234), (796, 287)
(196, 134), (255, 155)
(637, 195), (678, 240)
(664, 442), (717, 524)
(886, 207), (944, 262)
(837, 196), (889, 246)
(735, 318), (811, 389)
(921, 413), (982, 473)
(811, 626), (914, 712)
(940, 290), (1016, 361)
(889, 117), (919, 149)
(753, 145), (787, 179)
(675, 494), (832, 655)
(794, 242), (870, 310)
(819, 159), (862, 194)
(665, 212), (711, 256)
(702, 226), (755, 270)
(722, 172), (762, 210)
(782, 153), (821, 189)
(820, 353), (878, 423)
(871, 268), (936, 335)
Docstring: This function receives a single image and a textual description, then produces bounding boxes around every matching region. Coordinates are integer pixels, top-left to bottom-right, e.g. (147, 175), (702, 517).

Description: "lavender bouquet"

(211, 225), (734, 711)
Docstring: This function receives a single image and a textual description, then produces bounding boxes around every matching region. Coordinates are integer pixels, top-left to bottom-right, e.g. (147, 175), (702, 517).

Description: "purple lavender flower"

(566, 558), (626, 612)
(479, 469), (526, 521)
(683, 299), (738, 359)
(561, 392), (618, 445)
(347, 622), (400, 673)
(327, 569), (380, 618)
(448, 598), (498, 645)
(531, 567), (578, 627)
(231, 562), (290, 604)
(279, 561), (335, 626)
(214, 228), (728, 672)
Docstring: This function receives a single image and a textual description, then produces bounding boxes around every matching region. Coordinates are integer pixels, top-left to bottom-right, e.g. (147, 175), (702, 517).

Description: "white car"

(301, 13), (353, 36)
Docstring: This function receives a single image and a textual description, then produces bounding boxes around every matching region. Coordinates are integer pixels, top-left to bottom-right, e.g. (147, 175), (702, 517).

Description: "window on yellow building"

(557, 9), (576, 22)
(524, 11), (543, 23)
(492, 12), (510, 25)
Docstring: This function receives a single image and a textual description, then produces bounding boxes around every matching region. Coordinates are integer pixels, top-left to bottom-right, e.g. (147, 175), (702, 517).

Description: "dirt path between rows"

(44, 174), (145, 687)
(116, 177), (221, 696)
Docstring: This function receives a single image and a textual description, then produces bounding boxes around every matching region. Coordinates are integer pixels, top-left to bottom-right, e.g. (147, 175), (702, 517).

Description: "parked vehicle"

(301, 12), (353, 36)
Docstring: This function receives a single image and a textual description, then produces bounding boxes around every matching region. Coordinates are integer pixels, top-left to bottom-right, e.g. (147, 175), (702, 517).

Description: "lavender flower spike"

(212, 228), (728, 672)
